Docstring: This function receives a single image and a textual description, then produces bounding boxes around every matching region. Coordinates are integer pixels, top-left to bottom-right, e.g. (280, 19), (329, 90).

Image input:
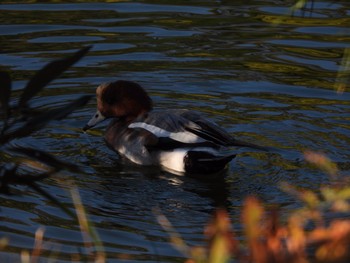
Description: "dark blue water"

(0, 1), (349, 262)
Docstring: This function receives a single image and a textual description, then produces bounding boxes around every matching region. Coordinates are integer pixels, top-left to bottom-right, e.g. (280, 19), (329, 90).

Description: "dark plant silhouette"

(0, 46), (92, 218)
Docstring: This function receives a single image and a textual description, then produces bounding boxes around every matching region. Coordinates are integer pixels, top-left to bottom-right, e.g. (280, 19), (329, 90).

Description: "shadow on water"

(89, 159), (232, 211)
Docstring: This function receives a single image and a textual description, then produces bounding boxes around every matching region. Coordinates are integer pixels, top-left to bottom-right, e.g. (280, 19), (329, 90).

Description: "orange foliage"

(199, 195), (350, 263)
(161, 151), (350, 263)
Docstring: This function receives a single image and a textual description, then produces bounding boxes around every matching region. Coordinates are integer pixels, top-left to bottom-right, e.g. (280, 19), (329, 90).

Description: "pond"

(0, 0), (350, 262)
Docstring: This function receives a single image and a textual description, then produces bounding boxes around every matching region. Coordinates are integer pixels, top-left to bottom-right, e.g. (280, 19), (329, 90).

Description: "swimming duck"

(83, 80), (266, 174)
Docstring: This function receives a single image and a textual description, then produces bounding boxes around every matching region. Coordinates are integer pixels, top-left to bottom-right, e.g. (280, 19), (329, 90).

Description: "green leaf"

(0, 72), (12, 118)
(19, 46), (92, 108)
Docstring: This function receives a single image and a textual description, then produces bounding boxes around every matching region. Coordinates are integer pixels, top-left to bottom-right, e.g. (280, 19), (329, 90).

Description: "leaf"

(50, 94), (92, 121)
(205, 209), (237, 263)
(304, 151), (338, 177)
(19, 46), (92, 108)
(314, 221), (350, 262)
(0, 164), (17, 195)
(0, 237), (8, 250)
(0, 95), (91, 144)
(242, 197), (270, 263)
(28, 182), (76, 219)
(9, 172), (52, 185)
(335, 47), (350, 94)
(242, 196), (264, 240)
(300, 190), (320, 209)
(10, 147), (81, 173)
(70, 187), (105, 259)
(0, 71), (11, 118)
(154, 207), (190, 257)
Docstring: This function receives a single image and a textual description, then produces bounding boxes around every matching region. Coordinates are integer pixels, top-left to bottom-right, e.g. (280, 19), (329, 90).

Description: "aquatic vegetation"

(158, 152), (350, 263)
(335, 47), (350, 94)
(0, 46), (91, 195)
(0, 46), (105, 262)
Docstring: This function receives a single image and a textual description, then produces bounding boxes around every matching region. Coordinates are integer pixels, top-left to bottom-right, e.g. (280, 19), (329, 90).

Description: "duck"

(83, 80), (267, 175)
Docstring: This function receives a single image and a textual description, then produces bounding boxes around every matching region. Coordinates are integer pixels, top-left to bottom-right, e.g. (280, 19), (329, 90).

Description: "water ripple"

(1, 1), (350, 262)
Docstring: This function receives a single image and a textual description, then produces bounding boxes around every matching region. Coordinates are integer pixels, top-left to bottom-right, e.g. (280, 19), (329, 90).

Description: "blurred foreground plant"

(335, 47), (350, 94)
(0, 46), (91, 198)
(159, 152), (350, 263)
(0, 46), (106, 262)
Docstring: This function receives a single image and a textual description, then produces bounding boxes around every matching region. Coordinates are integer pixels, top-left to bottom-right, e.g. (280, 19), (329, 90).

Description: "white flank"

(158, 149), (187, 173)
(128, 122), (204, 143)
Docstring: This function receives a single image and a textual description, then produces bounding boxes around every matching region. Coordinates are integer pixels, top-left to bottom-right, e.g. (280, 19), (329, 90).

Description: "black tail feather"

(184, 151), (236, 174)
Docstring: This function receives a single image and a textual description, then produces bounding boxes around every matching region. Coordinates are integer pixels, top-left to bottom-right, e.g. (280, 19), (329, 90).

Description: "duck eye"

(95, 114), (99, 118)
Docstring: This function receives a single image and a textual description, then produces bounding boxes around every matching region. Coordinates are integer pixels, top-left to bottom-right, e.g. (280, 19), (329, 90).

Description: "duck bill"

(83, 110), (106, 131)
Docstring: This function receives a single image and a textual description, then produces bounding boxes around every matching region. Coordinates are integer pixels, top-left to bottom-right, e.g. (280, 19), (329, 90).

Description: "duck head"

(83, 80), (153, 131)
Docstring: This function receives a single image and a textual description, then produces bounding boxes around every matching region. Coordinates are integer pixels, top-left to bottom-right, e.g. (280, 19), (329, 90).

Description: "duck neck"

(117, 109), (149, 124)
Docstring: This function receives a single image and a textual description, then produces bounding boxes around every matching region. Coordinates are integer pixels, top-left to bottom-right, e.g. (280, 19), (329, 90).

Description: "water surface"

(0, 1), (349, 262)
